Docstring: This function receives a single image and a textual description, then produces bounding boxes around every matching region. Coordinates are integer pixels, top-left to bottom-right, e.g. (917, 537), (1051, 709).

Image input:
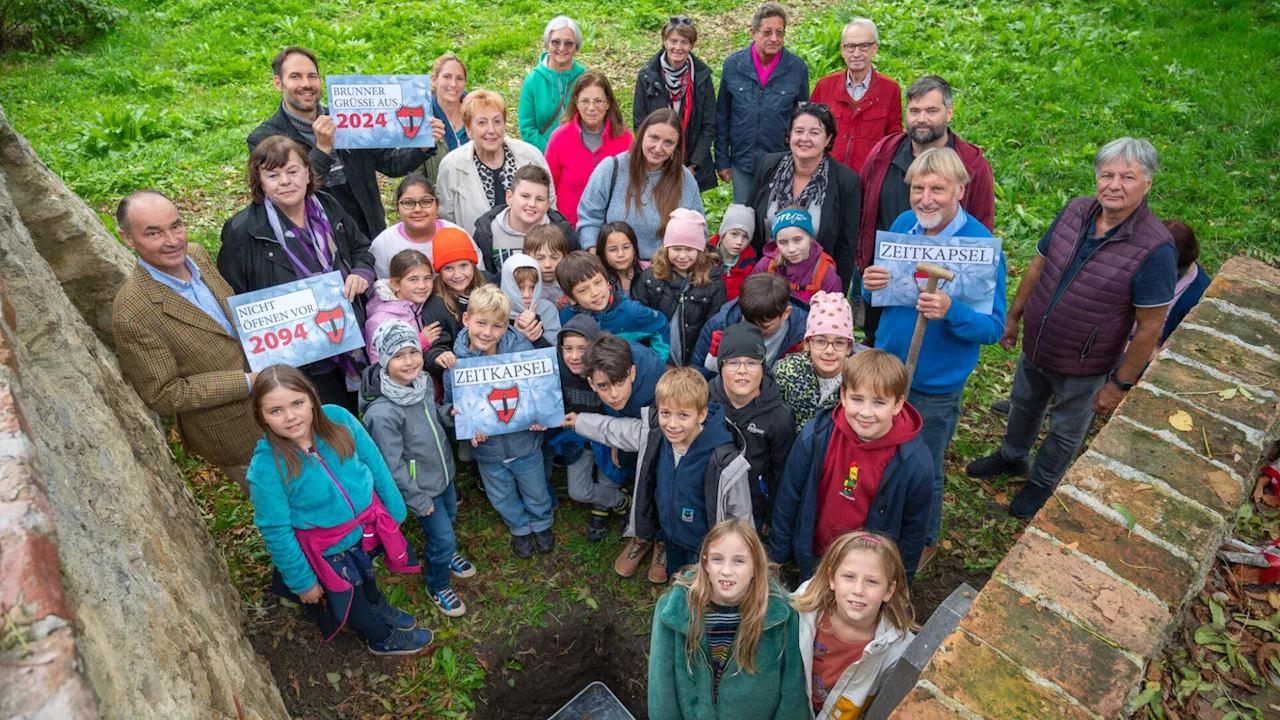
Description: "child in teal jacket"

(647, 518), (807, 720)
(248, 364), (432, 656)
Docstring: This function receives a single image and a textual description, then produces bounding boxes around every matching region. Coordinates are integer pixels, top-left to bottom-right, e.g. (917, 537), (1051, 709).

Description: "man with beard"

(249, 46), (446, 239)
(857, 75), (994, 346)
(860, 147), (1005, 569)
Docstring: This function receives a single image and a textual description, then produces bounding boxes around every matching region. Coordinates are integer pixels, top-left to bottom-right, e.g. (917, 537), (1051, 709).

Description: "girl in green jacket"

(648, 518), (808, 720)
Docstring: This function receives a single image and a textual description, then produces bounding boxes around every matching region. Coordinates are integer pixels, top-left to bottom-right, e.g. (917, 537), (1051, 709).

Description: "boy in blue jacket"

(564, 367), (755, 578)
(443, 285), (555, 560)
(555, 250), (671, 362)
(768, 349), (931, 582)
(861, 146), (1006, 567)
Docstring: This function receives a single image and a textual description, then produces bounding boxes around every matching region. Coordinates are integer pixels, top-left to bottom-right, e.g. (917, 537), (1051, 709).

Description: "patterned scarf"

(378, 365), (429, 407)
(660, 53), (695, 130)
(769, 152), (830, 212)
(473, 144), (518, 207)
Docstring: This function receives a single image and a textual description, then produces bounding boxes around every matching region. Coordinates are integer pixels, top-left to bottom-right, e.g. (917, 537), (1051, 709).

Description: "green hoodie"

(518, 53), (586, 152)
(648, 580), (809, 720)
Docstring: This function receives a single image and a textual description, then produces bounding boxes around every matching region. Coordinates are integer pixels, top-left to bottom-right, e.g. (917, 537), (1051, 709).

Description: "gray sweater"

(574, 154), (705, 260)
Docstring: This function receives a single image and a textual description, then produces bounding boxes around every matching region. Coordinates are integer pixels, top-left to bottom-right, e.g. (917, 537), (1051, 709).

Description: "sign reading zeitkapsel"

(871, 231), (1004, 315)
(450, 348), (565, 440)
(226, 272), (365, 372)
(326, 74), (435, 150)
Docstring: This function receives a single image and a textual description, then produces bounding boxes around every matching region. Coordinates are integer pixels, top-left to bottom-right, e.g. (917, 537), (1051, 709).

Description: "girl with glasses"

(370, 175), (472, 280)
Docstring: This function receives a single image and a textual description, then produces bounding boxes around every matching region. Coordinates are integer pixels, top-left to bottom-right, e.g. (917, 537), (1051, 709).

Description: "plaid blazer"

(112, 244), (260, 467)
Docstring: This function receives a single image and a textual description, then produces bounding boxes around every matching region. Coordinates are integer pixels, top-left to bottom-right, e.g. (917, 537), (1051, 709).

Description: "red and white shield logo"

(314, 306), (346, 343)
(487, 386), (520, 424)
(395, 105), (425, 139)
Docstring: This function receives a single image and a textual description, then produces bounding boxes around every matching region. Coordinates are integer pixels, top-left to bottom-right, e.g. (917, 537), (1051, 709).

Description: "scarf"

(660, 53), (695, 131)
(379, 366), (429, 407)
(770, 152), (830, 212)
(282, 102), (347, 186)
(473, 144), (518, 207)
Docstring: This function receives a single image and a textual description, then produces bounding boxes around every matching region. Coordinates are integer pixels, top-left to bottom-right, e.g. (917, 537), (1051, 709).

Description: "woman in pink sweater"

(544, 71), (633, 226)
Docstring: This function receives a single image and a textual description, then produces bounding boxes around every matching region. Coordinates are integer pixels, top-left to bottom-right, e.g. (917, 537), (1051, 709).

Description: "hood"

(560, 314), (602, 345)
(708, 373), (786, 423)
(830, 401), (922, 450)
(710, 234), (758, 267)
(357, 362), (385, 413)
(794, 578), (911, 652)
(658, 579), (794, 633)
(618, 342), (664, 416)
(372, 278), (399, 302)
(500, 252), (543, 315)
(687, 402), (735, 455)
(454, 326), (528, 359)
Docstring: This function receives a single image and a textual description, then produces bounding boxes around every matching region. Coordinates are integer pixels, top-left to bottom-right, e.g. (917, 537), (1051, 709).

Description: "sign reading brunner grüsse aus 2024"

(451, 348), (565, 441)
(326, 74), (435, 150)
(226, 272), (365, 372)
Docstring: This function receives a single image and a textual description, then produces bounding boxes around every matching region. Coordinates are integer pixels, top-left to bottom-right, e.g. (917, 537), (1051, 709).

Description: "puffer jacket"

(359, 365), (455, 517)
(633, 51), (718, 192)
(631, 263), (727, 366)
(774, 352), (838, 434)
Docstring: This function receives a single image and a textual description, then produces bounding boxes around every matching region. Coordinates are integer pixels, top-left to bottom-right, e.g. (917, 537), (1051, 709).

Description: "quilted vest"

(1023, 197), (1173, 376)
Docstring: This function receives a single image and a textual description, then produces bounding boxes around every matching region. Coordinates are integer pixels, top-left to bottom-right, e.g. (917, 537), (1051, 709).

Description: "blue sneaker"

(429, 587), (467, 617)
(372, 597), (416, 631)
(449, 553), (477, 579)
(368, 627), (434, 656)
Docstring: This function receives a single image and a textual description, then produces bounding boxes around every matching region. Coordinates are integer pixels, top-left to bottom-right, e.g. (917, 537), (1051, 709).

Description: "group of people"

(107, 5), (1213, 716)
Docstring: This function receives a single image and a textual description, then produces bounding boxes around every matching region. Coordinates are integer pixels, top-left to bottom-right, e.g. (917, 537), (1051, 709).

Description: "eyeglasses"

(810, 337), (852, 352)
(577, 98), (608, 108)
(549, 39), (576, 49)
(757, 29), (785, 39)
(667, 16), (693, 26)
(842, 41), (878, 53)
(398, 198), (437, 210)
(724, 359), (763, 372)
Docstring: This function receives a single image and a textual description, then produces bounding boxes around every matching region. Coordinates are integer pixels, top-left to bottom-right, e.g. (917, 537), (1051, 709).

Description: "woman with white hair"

(518, 16), (587, 153)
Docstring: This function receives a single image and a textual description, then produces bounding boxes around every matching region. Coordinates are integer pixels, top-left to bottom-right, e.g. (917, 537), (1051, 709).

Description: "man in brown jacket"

(112, 190), (260, 492)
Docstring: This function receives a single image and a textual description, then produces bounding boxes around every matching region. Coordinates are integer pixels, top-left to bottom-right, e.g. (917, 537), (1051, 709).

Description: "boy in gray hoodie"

(500, 252), (562, 348)
(362, 321), (477, 617)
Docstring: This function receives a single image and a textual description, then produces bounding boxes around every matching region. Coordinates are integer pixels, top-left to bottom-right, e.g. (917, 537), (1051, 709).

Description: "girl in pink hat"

(775, 291), (857, 432)
(632, 209), (727, 366)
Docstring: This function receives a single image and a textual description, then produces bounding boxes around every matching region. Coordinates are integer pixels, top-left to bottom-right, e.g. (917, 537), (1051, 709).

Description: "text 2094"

(248, 324), (310, 354)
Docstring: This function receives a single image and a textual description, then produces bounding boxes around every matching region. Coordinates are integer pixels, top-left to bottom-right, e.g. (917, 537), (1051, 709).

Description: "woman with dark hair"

(575, 108), (705, 261)
(218, 135), (375, 411)
(544, 71), (633, 225)
(633, 16), (718, 192)
(746, 103), (862, 292)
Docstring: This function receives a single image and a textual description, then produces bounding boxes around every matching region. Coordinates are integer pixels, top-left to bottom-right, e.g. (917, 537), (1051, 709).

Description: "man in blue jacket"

(861, 146), (1006, 569)
(715, 3), (810, 203)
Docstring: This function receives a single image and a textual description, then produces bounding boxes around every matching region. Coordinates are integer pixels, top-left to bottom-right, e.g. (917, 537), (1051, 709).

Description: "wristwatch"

(1110, 374), (1135, 392)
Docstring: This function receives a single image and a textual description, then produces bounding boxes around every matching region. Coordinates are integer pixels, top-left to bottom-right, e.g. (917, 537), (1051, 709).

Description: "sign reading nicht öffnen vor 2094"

(226, 272), (365, 372)
(326, 74), (435, 150)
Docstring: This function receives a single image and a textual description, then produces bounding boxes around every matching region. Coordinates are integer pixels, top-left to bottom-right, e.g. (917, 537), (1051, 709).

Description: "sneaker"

(966, 452), (1029, 480)
(512, 533), (534, 559)
(534, 529), (556, 554)
(449, 553), (476, 579)
(368, 627), (434, 656)
(991, 398), (1011, 417)
(429, 587), (467, 617)
(372, 596), (416, 631)
(1009, 483), (1056, 519)
(614, 537), (652, 578)
(587, 511), (609, 544)
(648, 541), (668, 584)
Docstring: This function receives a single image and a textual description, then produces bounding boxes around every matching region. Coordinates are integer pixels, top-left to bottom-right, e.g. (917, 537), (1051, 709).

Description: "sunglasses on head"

(667, 15), (693, 26)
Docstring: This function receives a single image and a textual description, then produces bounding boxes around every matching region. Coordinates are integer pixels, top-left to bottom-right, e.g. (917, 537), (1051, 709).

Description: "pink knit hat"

(663, 208), (708, 251)
(805, 291), (854, 341)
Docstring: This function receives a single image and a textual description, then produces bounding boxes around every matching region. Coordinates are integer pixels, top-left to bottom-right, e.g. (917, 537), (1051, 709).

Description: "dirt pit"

(473, 604), (650, 720)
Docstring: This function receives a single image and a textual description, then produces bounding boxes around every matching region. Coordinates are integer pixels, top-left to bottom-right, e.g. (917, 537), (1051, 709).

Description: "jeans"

(908, 387), (965, 547)
(477, 451), (555, 535)
(1000, 353), (1108, 491)
(665, 540), (701, 579)
(567, 450), (624, 509)
(416, 483), (459, 592)
(731, 168), (755, 204)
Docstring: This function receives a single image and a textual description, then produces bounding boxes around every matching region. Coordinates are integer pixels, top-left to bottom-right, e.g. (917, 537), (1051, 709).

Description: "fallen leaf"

(1169, 410), (1194, 432)
(1240, 386), (1256, 401)
(1018, 595), (1033, 606)
(1112, 503), (1137, 534)
(1258, 644), (1280, 691)
(1063, 541), (1080, 552)
(1132, 483), (1154, 493)
(940, 539), (953, 551)
(995, 492), (1008, 505)
(1094, 589), (1123, 621)
(1208, 470), (1237, 506)
(1219, 387), (1238, 400)
(1269, 592), (1280, 611)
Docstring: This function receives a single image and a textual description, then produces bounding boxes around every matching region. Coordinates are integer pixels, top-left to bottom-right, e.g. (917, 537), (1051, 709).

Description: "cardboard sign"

(871, 231), (1004, 315)
(227, 272), (365, 371)
(451, 348), (565, 440)
(326, 74), (435, 150)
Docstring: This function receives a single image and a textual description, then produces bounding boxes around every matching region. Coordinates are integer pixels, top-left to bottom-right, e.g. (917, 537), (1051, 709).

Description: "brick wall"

(892, 256), (1280, 719)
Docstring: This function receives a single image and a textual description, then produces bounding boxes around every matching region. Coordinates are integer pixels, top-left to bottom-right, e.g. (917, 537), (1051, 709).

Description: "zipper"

(307, 447), (357, 518)
(677, 291), (687, 363)
(1080, 327), (1099, 361)
(1031, 206), (1108, 365)
(876, 464), (899, 516)
(424, 405), (450, 474)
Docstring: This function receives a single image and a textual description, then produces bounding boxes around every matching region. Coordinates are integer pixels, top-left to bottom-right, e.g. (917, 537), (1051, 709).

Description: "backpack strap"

(772, 252), (836, 295)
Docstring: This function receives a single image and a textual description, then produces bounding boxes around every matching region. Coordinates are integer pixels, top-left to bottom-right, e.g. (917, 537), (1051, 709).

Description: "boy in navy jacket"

(555, 251), (671, 362)
(768, 349), (932, 582)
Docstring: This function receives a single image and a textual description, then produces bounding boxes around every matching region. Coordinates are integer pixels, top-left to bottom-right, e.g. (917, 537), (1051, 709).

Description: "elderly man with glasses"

(810, 18), (902, 175)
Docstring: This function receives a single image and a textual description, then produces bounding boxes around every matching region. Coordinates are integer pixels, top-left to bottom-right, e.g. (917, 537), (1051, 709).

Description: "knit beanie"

(718, 204), (755, 242)
(372, 320), (422, 362)
(432, 227), (479, 270)
(718, 321), (766, 362)
(772, 207), (815, 239)
(663, 208), (708, 250)
(805, 291), (854, 341)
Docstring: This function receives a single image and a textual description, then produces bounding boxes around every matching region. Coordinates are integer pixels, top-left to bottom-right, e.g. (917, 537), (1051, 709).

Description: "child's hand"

(420, 321), (442, 348)
(517, 309), (537, 328)
(530, 424), (546, 432)
(611, 447), (620, 468)
(561, 412), (578, 428)
(471, 431), (488, 446)
(299, 583), (324, 604)
(423, 503), (436, 516)
(436, 351), (457, 369)
(862, 265), (891, 292)
(518, 319), (544, 343)
(450, 407), (459, 416)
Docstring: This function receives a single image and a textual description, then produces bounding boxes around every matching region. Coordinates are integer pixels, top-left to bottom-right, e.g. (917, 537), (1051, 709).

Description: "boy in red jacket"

(709, 204), (757, 300)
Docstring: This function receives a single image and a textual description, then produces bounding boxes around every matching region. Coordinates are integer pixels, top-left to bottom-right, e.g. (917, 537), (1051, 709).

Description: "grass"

(6, 0), (1279, 715)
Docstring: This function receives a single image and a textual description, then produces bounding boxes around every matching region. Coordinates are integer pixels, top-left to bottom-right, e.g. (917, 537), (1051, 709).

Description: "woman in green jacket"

(518, 16), (587, 152)
(648, 518), (808, 720)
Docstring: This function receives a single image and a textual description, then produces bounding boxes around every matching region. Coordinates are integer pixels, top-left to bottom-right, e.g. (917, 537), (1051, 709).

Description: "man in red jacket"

(809, 18), (902, 175)
(857, 75), (995, 345)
